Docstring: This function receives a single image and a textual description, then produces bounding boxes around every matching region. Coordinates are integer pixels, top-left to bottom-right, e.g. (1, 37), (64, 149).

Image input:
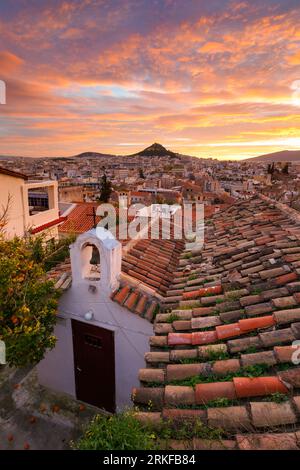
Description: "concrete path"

(0, 365), (101, 450)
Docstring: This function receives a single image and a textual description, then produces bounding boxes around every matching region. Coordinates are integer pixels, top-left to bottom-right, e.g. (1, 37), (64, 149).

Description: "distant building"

(182, 182), (203, 201)
(59, 185), (84, 203)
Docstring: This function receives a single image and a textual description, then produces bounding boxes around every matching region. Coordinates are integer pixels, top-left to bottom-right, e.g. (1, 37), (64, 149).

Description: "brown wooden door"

(72, 319), (115, 412)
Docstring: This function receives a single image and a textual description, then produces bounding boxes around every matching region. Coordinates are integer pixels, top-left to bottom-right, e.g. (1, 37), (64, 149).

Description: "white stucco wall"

(0, 173), (25, 237)
(37, 284), (153, 411)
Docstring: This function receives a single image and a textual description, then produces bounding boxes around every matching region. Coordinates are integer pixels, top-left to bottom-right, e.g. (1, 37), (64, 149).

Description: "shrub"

(73, 412), (156, 450)
(73, 412), (225, 450)
(0, 236), (60, 367)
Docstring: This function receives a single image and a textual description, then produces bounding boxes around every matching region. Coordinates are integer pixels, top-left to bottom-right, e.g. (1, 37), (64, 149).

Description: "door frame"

(71, 319), (116, 412)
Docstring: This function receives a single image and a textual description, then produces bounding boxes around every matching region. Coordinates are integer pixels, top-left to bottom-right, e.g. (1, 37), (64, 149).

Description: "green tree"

(99, 174), (112, 203)
(0, 237), (60, 367)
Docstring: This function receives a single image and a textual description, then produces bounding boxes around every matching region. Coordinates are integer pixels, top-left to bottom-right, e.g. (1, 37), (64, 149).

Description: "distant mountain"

(245, 150), (300, 163)
(70, 144), (178, 159)
(130, 142), (178, 158)
(0, 143), (181, 160)
(73, 151), (116, 158)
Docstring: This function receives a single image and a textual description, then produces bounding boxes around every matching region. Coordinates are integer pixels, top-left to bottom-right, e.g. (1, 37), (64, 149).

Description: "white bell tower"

(70, 228), (122, 294)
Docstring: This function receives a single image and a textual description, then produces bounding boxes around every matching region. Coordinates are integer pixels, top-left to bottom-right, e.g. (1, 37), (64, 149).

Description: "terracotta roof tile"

(274, 345), (295, 363)
(164, 386), (195, 406)
(168, 333), (192, 346)
(111, 284), (159, 322)
(233, 376), (289, 398)
(238, 315), (275, 332)
(124, 291), (139, 310)
(216, 323), (242, 340)
(207, 406), (251, 431)
(250, 401), (297, 427)
(113, 285), (130, 305)
(191, 330), (218, 345)
(195, 382), (237, 404)
(277, 367), (300, 388)
(135, 295), (148, 315)
(236, 433), (299, 450)
(274, 272), (298, 285)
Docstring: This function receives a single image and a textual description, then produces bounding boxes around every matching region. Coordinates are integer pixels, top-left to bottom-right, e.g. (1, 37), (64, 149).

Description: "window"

(28, 186), (54, 215)
(84, 334), (102, 348)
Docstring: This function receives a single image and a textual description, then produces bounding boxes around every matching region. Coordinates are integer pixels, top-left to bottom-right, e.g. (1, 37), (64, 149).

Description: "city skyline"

(1, 0), (300, 159)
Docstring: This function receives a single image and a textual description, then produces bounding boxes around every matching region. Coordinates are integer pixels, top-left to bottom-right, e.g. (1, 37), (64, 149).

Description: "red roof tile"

(233, 376), (289, 398)
(168, 333), (192, 346)
(195, 382), (237, 404)
(216, 323), (242, 340)
(191, 330), (218, 345)
(30, 216), (66, 234)
(238, 315), (275, 332)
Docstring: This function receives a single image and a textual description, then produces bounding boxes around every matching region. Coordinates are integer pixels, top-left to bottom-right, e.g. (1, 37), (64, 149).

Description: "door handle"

(76, 366), (82, 372)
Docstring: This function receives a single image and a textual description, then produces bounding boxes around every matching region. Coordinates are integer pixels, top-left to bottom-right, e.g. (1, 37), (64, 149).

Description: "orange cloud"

(199, 42), (229, 53)
(0, 51), (23, 76)
(288, 51), (300, 65)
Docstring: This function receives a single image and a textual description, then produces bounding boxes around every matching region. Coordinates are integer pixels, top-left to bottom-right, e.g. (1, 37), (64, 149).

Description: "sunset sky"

(1, 0), (300, 159)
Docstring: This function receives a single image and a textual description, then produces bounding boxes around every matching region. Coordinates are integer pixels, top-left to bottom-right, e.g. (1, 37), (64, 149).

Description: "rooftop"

(0, 166), (28, 180)
(129, 195), (300, 450)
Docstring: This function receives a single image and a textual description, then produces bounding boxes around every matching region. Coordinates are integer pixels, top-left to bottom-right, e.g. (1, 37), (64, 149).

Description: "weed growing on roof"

(188, 274), (198, 281)
(250, 288), (263, 295)
(205, 397), (239, 408)
(147, 400), (154, 411)
(197, 326), (216, 331)
(226, 291), (241, 301)
(225, 286), (241, 292)
(155, 418), (226, 443)
(202, 279), (212, 284)
(180, 303), (201, 309)
(242, 346), (258, 355)
(165, 313), (180, 323)
(200, 349), (230, 362)
(215, 298), (224, 304)
(248, 331), (259, 337)
(276, 362), (292, 371)
(168, 363), (271, 387)
(264, 392), (289, 404)
(183, 253), (193, 259)
(202, 291), (221, 297)
(180, 357), (203, 364)
(240, 363), (270, 378)
(145, 382), (165, 388)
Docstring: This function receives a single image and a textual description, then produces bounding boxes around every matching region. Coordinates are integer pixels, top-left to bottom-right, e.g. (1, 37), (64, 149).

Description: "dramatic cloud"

(0, 0), (300, 159)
